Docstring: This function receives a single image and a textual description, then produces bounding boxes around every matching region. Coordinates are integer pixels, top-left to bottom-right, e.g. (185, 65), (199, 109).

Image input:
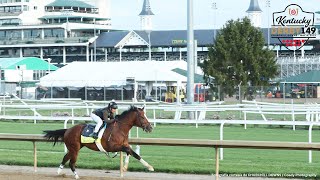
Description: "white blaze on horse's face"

(141, 106), (149, 121)
(138, 108), (152, 133)
(144, 113), (148, 120)
(143, 111), (148, 120)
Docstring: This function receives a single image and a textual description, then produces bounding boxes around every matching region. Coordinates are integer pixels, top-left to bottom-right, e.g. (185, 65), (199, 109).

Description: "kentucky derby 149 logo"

(271, 4), (316, 51)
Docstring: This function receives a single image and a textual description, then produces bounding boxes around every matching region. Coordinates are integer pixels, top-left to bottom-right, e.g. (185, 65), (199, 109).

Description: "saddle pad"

(81, 124), (96, 143)
(81, 135), (95, 143)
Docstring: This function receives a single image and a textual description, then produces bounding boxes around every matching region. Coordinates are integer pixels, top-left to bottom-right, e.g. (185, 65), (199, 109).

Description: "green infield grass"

(0, 121), (319, 178)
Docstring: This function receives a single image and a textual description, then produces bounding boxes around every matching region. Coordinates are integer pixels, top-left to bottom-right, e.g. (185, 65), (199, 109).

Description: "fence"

(2, 100), (320, 163)
(0, 133), (320, 179)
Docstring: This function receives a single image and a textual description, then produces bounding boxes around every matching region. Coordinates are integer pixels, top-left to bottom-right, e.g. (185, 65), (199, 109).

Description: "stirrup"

(106, 152), (118, 158)
(91, 132), (98, 139)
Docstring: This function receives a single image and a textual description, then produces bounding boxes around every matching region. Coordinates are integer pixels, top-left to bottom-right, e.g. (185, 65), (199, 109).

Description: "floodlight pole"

(94, 18), (97, 62)
(146, 30), (152, 61)
(93, 2), (97, 62)
(266, 0), (270, 48)
(47, 58), (51, 74)
(187, 0), (194, 107)
(212, 1), (217, 41)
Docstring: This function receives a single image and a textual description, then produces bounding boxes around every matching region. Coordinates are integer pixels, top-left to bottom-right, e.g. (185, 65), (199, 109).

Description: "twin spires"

(139, 0), (154, 16)
(246, 0), (262, 28)
(139, 0), (154, 31)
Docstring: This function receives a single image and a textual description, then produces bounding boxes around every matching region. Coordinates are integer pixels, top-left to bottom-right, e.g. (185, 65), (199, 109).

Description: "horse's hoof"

(75, 174), (80, 179)
(57, 168), (62, 175)
(148, 166), (154, 171)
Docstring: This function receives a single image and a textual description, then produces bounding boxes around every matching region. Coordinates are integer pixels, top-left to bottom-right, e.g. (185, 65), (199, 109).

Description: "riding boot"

(91, 132), (98, 139)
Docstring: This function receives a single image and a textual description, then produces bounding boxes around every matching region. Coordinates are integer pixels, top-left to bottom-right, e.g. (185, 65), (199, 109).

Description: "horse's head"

(117, 106), (153, 133)
(134, 106), (153, 133)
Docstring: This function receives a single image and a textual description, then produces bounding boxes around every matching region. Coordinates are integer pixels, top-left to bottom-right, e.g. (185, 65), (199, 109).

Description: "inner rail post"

(120, 151), (124, 177)
(215, 146), (219, 180)
(33, 141), (37, 172)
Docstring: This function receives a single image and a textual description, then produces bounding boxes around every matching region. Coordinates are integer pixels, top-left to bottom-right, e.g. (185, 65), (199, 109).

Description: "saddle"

(81, 124), (95, 137)
(81, 123), (106, 143)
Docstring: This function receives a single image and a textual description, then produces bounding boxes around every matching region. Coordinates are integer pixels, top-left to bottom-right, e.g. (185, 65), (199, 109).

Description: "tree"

(201, 17), (278, 100)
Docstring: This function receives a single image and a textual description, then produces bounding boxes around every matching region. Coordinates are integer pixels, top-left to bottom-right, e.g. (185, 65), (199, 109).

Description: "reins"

(107, 121), (117, 142)
(106, 108), (145, 143)
(104, 121), (119, 158)
(100, 107), (147, 159)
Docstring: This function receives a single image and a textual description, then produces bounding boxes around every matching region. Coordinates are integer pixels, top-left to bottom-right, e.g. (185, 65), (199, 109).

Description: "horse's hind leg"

(69, 150), (80, 179)
(122, 146), (154, 171)
(57, 152), (71, 175)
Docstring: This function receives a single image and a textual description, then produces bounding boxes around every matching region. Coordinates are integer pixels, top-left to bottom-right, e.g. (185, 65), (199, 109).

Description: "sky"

(110, 0), (320, 30)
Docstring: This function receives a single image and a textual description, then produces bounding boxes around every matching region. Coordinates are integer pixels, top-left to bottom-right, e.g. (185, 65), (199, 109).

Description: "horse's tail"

(43, 129), (67, 146)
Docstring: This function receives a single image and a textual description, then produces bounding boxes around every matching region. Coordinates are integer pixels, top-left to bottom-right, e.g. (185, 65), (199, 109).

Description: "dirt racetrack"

(0, 165), (214, 180)
(0, 165), (307, 180)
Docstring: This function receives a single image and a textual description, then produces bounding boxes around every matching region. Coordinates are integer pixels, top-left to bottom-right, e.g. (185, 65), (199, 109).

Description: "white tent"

(39, 61), (200, 87)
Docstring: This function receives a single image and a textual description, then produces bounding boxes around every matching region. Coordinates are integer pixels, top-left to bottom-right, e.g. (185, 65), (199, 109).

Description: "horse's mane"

(116, 105), (139, 120)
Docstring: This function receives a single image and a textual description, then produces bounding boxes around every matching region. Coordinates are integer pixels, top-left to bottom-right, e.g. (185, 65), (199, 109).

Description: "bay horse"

(44, 106), (153, 179)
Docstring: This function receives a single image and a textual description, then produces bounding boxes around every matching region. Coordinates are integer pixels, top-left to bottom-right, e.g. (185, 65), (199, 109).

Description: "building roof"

(246, 0), (262, 12)
(0, 57), (58, 71)
(136, 30), (215, 47)
(40, 15), (110, 21)
(171, 68), (205, 83)
(39, 61), (203, 87)
(95, 31), (131, 48)
(139, 0), (154, 16)
(94, 28), (282, 48)
(281, 70), (320, 83)
(95, 30), (216, 48)
(39, 14), (110, 21)
(46, 0), (94, 8)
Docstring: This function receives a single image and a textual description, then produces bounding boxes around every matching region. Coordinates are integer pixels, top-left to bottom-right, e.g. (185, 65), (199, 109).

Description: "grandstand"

(92, 28), (320, 79)
(0, 0), (318, 81)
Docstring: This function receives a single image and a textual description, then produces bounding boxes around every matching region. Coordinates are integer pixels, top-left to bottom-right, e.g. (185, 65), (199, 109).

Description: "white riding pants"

(90, 113), (103, 133)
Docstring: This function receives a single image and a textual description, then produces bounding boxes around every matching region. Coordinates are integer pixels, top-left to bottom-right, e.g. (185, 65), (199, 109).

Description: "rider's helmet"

(108, 101), (118, 110)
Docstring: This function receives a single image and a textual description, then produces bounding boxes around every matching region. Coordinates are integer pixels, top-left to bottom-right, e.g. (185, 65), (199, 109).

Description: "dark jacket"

(92, 107), (115, 123)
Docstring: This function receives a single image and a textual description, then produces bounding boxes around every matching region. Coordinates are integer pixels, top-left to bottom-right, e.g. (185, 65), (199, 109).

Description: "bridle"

(109, 109), (148, 141)
(135, 110), (148, 130)
(114, 109), (146, 128)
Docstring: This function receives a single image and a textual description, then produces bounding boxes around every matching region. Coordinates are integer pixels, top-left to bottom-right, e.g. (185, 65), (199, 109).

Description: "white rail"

(0, 134), (319, 180)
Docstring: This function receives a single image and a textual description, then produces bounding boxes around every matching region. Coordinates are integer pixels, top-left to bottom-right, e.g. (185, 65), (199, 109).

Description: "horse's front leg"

(122, 146), (154, 171)
(123, 154), (130, 172)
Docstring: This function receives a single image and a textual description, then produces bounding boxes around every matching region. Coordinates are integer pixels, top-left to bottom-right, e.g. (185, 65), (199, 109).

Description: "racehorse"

(44, 106), (153, 179)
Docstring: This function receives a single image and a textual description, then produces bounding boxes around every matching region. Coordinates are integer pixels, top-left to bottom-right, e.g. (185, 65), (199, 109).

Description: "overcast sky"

(110, 0), (320, 30)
